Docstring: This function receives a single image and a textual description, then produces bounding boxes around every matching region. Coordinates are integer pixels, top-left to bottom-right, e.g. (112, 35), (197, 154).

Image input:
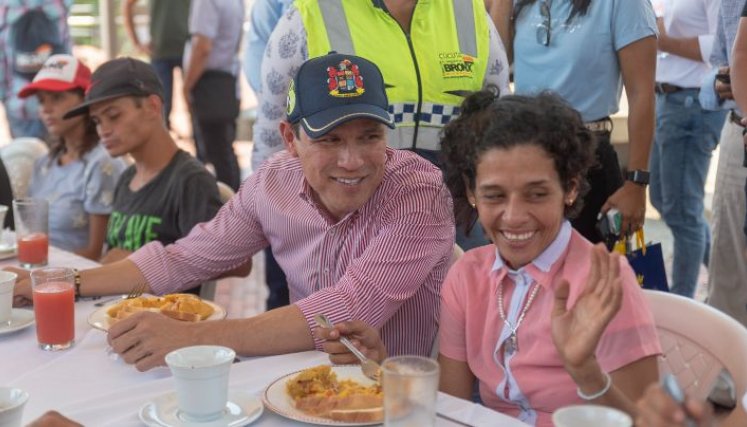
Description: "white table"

(0, 248), (528, 426)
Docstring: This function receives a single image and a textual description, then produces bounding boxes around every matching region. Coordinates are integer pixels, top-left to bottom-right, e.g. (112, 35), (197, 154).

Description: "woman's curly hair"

(440, 89), (597, 233)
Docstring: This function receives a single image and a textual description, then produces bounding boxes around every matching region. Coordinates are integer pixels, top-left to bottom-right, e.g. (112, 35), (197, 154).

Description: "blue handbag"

(618, 230), (670, 292)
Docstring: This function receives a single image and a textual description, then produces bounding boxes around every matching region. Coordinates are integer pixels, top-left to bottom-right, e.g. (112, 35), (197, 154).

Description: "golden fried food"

(106, 294), (215, 322)
(286, 365), (383, 422)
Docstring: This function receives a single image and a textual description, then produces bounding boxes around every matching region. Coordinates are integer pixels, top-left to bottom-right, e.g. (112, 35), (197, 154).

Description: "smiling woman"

(434, 90), (661, 426)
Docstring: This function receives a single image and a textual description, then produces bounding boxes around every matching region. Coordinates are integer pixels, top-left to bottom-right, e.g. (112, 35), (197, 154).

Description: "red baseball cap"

(18, 54), (91, 99)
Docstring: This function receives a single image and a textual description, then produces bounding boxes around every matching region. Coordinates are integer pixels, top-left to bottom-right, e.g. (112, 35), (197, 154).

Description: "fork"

(126, 282), (147, 299)
(314, 314), (381, 382)
(93, 283), (147, 307)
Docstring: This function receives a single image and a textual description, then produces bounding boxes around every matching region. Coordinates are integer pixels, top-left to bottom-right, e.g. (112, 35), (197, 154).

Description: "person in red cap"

(18, 54), (126, 261)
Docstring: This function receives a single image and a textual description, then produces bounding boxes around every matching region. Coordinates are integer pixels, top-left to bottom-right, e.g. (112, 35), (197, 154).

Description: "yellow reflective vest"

(295, 0), (489, 152)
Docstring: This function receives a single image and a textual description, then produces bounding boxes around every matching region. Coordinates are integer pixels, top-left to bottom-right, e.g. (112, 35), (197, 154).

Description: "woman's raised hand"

(551, 243), (624, 372)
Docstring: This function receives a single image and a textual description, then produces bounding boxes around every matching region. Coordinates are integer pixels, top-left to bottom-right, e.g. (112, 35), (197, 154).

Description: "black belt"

(654, 82), (696, 94)
(584, 117), (613, 133)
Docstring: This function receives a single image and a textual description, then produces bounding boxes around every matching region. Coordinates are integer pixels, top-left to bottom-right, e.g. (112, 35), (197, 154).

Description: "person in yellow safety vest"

(251, 0), (511, 171)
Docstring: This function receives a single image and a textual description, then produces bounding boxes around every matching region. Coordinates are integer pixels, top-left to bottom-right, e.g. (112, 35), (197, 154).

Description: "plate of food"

(263, 365), (383, 426)
(87, 293), (227, 331)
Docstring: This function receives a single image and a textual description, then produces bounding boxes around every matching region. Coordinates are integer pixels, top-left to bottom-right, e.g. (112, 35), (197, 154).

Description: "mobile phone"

(596, 208), (622, 250)
(716, 73), (731, 84)
(662, 374), (697, 427)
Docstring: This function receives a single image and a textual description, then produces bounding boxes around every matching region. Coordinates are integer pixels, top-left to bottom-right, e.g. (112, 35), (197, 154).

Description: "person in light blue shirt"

(512, 0), (657, 247)
(242, 0), (293, 94)
(29, 145), (125, 256)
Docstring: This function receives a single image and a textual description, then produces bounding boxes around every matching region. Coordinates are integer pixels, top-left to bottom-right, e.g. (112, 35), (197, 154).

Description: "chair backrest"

(199, 181), (238, 301)
(0, 138), (48, 199)
(644, 290), (747, 426)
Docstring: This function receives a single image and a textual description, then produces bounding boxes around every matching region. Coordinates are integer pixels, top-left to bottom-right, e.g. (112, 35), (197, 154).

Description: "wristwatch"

(626, 169), (650, 186)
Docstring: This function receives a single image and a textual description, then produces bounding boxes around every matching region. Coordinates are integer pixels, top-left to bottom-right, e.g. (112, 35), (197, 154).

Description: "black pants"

(264, 247), (289, 310)
(571, 131), (624, 244)
(193, 117), (241, 191)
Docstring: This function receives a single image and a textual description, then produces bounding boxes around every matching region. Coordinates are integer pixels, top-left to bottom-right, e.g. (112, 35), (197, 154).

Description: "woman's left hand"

(551, 243), (624, 371)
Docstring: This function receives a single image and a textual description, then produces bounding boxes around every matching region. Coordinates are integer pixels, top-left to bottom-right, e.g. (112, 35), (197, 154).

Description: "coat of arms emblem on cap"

(327, 59), (365, 98)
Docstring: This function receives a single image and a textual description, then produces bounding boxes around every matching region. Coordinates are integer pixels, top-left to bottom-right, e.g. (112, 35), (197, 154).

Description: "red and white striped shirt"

(130, 148), (455, 356)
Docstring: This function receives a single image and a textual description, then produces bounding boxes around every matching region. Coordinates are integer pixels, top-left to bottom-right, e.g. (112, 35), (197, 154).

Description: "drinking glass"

(12, 199), (49, 268)
(31, 267), (75, 351)
(382, 355), (440, 427)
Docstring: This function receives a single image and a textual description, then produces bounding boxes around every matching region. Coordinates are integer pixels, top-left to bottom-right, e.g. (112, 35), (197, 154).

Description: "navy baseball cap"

(287, 52), (395, 138)
(63, 57), (164, 119)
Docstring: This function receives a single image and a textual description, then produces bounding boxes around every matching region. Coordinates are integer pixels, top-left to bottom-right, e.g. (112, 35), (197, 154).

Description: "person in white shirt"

(649, 0), (726, 298)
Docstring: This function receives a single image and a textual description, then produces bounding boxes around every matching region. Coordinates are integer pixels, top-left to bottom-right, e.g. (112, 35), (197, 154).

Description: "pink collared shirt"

(439, 228), (661, 427)
(130, 148), (455, 356)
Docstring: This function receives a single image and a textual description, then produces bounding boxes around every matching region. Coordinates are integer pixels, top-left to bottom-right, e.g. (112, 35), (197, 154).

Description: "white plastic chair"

(199, 182), (237, 301)
(0, 137), (48, 199)
(644, 290), (747, 426)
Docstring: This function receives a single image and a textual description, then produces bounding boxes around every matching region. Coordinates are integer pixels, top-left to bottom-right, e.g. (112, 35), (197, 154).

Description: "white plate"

(263, 365), (381, 426)
(87, 295), (227, 331)
(139, 389), (263, 427)
(0, 309), (35, 335)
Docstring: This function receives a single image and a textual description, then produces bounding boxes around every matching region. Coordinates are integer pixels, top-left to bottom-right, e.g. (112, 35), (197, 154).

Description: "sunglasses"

(536, 0), (552, 47)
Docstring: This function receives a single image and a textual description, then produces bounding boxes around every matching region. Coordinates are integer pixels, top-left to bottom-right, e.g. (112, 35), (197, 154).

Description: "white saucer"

(0, 309), (35, 335)
(139, 389), (263, 427)
(0, 242), (16, 260)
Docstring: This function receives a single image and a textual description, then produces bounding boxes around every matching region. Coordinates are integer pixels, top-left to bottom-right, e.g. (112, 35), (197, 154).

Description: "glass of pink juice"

(31, 268), (74, 351)
(12, 199), (49, 269)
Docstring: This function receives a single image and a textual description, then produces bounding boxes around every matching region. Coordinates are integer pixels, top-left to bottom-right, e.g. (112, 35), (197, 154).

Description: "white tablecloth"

(0, 248), (528, 426)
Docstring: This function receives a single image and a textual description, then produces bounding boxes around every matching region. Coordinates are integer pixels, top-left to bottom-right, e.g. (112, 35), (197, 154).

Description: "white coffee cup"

(0, 271), (17, 326)
(0, 387), (29, 427)
(165, 345), (235, 422)
(553, 405), (632, 427)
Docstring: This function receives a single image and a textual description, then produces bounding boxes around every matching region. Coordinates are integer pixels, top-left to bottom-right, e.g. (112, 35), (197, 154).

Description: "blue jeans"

(650, 89), (726, 297)
(150, 57), (182, 129)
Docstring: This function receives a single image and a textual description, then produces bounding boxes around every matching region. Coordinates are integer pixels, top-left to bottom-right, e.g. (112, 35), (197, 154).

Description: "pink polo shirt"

(439, 226), (661, 427)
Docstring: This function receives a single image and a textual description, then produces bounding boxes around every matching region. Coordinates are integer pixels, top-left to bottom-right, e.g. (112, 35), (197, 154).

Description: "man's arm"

(182, 34), (212, 104)
(602, 36), (657, 233)
(656, 18), (703, 61)
(108, 304), (314, 371)
(122, 0), (150, 56)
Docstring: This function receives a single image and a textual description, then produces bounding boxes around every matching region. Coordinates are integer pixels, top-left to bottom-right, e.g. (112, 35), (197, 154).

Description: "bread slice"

(329, 406), (384, 423)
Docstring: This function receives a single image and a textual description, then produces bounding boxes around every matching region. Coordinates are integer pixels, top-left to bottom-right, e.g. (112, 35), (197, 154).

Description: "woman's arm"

(602, 36), (657, 233)
(438, 354), (476, 401)
(75, 214), (109, 261)
(567, 355), (659, 417)
(553, 244), (659, 418)
(485, 0), (513, 63)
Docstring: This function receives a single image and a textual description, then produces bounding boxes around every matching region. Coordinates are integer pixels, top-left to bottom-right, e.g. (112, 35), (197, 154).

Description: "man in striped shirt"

(13, 53), (455, 371)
